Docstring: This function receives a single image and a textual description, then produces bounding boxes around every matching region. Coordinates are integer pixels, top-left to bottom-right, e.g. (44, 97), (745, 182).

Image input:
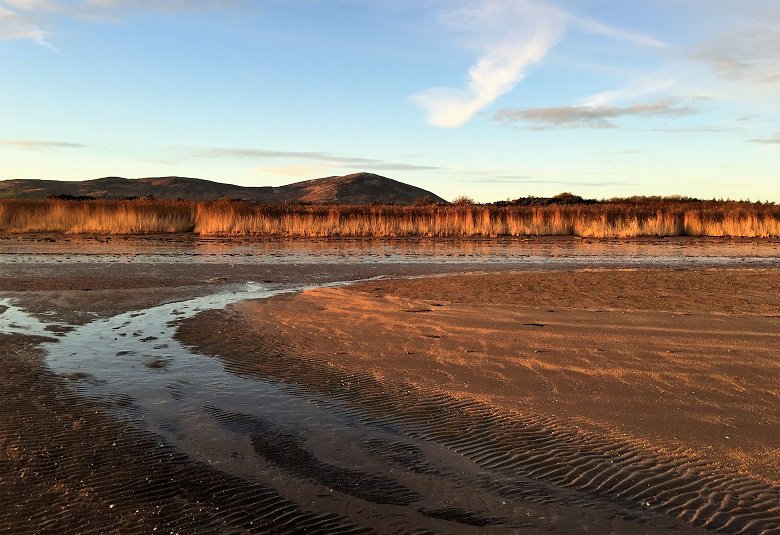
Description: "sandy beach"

(1, 237), (779, 533)
(197, 268), (780, 482)
(178, 267), (780, 533)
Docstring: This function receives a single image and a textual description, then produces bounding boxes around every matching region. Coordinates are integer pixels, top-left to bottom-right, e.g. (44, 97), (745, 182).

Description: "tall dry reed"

(0, 199), (195, 234)
(0, 199), (777, 238)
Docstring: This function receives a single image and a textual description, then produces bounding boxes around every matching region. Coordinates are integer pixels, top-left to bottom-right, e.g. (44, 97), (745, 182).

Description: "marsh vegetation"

(0, 198), (777, 237)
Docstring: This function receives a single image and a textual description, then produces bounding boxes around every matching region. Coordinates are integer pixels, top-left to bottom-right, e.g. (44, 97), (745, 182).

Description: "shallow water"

(1, 235), (778, 266)
(0, 282), (533, 529)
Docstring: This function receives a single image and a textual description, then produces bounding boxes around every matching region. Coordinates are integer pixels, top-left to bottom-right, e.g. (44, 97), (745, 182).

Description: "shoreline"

(3, 231), (780, 242)
(2, 234), (778, 271)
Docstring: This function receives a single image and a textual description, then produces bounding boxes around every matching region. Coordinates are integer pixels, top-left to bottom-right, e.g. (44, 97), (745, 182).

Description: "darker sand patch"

(0, 334), (364, 533)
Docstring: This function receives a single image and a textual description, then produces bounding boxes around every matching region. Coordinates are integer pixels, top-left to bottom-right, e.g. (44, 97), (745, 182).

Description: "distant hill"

(0, 173), (447, 205)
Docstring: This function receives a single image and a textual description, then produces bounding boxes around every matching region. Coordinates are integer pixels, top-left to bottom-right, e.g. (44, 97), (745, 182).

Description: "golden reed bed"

(0, 199), (778, 237)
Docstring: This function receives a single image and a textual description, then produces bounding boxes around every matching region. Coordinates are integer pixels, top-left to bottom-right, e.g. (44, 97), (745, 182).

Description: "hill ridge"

(0, 172), (447, 205)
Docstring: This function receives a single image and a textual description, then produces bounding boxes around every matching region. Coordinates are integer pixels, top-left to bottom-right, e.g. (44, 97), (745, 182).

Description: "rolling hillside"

(0, 173), (447, 204)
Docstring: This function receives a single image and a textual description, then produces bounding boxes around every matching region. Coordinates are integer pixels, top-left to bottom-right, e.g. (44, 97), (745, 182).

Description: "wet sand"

(213, 268), (780, 483)
(1, 237), (779, 533)
(5, 260), (542, 534)
(1, 333), (375, 533)
(178, 267), (780, 533)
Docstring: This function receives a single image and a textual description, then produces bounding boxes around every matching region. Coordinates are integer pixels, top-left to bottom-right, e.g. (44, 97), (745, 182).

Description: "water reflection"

(0, 282), (540, 528)
(2, 283), (367, 478)
(0, 235), (777, 265)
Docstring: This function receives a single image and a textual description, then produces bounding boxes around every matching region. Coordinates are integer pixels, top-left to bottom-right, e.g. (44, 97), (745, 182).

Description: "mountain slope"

(0, 173), (446, 204)
(272, 173), (445, 204)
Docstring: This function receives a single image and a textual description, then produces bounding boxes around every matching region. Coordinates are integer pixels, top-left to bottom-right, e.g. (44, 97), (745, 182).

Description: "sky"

(1, 0), (779, 202)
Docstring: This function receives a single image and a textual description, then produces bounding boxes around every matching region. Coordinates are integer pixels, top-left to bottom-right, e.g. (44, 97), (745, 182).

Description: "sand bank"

(197, 268), (779, 484)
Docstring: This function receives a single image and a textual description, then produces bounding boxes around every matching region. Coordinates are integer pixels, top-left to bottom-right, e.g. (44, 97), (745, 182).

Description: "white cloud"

(411, 0), (566, 128)
(571, 16), (668, 50)
(82, 0), (238, 13)
(411, 0), (668, 128)
(4, 0), (230, 12)
(184, 146), (441, 172)
(0, 4), (50, 45)
(581, 73), (677, 107)
(3, 1), (63, 10)
(0, 0), (234, 47)
(0, 139), (86, 149)
(697, 24), (780, 87)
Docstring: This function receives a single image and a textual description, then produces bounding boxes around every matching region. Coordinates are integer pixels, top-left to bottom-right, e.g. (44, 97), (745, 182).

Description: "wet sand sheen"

(176, 267), (780, 532)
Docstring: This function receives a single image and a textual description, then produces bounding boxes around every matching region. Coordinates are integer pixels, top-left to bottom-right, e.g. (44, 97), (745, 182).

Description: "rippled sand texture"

(178, 268), (780, 533)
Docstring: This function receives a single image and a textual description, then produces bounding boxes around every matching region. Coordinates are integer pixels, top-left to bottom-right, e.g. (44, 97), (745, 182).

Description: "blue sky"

(1, 0), (779, 202)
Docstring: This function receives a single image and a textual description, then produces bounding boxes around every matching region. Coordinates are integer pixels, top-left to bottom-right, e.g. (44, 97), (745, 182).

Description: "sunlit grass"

(0, 199), (777, 237)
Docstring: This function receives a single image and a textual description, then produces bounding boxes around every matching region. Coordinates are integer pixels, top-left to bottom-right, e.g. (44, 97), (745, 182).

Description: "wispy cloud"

(649, 125), (734, 133)
(186, 146), (376, 164)
(3, 0), (232, 14)
(0, 0), (234, 47)
(360, 162), (441, 171)
(570, 16), (668, 50)
(182, 146), (440, 171)
(697, 23), (780, 86)
(83, 0), (236, 11)
(0, 139), (86, 149)
(0, 4), (57, 48)
(410, 0), (667, 128)
(461, 176), (632, 187)
(493, 99), (697, 129)
(581, 75), (678, 107)
(411, 0), (566, 128)
(257, 165), (327, 178)
(747, 133), (780, 144)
